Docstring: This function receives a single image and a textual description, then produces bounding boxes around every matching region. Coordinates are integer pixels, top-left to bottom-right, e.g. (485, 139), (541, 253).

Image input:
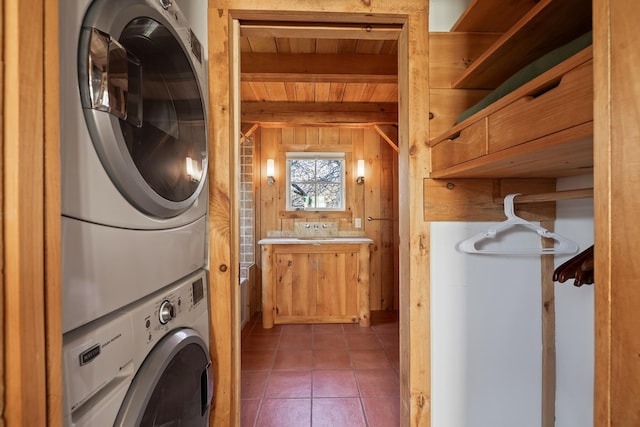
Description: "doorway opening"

(236, 19), (401, 426)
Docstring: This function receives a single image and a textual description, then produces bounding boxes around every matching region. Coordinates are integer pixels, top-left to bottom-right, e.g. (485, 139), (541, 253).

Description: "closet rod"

(493, 188), (593, 205)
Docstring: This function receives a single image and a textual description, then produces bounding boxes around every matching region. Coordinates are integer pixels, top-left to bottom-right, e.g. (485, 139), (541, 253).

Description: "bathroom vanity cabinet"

(258, 238), (372, 328)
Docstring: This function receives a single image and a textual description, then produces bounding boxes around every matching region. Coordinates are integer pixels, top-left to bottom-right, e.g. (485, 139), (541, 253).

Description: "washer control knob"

(159, 300), (175, 324)
(159, 0), (172, 10)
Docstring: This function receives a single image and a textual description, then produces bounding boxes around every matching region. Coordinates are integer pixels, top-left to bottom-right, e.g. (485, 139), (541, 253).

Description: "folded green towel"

(456, 31), (593, 123)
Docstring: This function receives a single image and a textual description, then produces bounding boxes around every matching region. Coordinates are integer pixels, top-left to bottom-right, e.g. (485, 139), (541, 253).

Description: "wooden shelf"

(452, 0), (592, 89)
(431, 121), (593, 179)
(450, 0), (538, 33)
(431, 46), (594, 180)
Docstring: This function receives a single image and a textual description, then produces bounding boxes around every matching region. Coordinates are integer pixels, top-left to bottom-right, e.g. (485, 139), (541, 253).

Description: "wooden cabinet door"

(316, 251), (359, 317)
(275, 252), (316, 318)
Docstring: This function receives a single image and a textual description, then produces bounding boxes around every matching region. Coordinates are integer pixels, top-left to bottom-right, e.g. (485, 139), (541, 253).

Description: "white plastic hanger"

(458, 194), (579, 255)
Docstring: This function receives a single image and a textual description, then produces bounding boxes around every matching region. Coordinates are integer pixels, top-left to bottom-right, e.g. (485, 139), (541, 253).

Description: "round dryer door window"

(79, 0), (208, 218)
(115, 330), (213, 427)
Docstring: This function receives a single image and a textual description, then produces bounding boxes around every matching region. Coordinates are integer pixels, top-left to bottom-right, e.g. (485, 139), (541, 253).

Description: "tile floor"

(241, 311), (400, 427)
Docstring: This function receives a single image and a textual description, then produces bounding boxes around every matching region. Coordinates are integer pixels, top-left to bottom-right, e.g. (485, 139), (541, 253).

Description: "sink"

(258, 236), (374, 245)
(295, 237), (336, 240)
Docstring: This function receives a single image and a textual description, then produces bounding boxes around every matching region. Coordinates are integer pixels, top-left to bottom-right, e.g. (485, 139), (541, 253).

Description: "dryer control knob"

(159, 300), (175, 324)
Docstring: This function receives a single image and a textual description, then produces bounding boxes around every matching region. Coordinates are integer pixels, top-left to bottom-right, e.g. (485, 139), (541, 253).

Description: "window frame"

(285, 151), (346, 211)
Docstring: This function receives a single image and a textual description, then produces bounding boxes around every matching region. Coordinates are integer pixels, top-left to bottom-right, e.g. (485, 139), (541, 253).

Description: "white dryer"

(60, 0), (209, 332)
(63, 269), (213, 427)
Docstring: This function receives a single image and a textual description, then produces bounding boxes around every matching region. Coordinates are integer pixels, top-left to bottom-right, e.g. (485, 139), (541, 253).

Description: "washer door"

(115, 329), (213, 427)
(79, 0), (207, 218)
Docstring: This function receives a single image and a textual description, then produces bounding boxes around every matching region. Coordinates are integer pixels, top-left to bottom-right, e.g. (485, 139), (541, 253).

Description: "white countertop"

(258, 237), (374, 245)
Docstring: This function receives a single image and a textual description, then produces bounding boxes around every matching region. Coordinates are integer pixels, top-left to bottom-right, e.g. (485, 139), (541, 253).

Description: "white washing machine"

(60, 0), (210, 332)
(63, 269), (213, 427)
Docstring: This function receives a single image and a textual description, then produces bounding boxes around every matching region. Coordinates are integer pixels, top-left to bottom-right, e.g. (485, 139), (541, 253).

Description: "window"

(286, 152), (345, 211)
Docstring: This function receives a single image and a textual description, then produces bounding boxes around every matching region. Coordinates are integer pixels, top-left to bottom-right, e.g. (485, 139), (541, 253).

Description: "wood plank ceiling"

(239, 22), (400, 127)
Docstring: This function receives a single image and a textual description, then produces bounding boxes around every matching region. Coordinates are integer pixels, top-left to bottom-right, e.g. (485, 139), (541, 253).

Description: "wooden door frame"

(207, 1), (430, 425)
(3, 0), (62, 425)
(593, 0), (640, 425)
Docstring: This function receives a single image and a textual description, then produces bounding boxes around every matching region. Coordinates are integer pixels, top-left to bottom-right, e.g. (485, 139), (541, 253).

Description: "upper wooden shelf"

(452, 0), (592, 89)
(450, 0), (538, 33)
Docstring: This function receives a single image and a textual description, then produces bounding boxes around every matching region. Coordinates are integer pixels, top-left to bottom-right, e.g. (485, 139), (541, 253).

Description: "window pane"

(316, 183), (341, 208)
(316, 160), (342, 183)
(290, 159), (315, 181)
(290, 183), (315, 209)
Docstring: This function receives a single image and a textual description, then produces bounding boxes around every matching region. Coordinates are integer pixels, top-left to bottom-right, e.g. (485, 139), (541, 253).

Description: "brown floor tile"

(241, 350), (275, 371)
(281, 324), (313, 334)
(312, 370), (359, 398)
(312, 324), (344, 335)
(250, 323), (284, 335)
(362, 397), (401, 427)
(313, 333), (347, 349)
(264, 371), (312, 398)
(313, 349), (352, 370)
(240, 399), (260, 427)
(372, 320), (399, 333)
(345, 333), (382, 349)
(272, 349), (312, 371)
(242, 333), (281, 350)
(279, 333), (312, 349)
(312, 398), (367, 427)
(343, 323), (375, 334)
(241, 371), (269, 399)
(350, 349), (393, 370)
(356, 369), (400, 397)
(256, 398), (311, 427)
(376, 331), (399, 349)
(387, 346), (401, 373)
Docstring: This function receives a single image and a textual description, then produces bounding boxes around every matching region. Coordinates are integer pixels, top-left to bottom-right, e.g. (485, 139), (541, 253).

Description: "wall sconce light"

(356, 159), (365, 185)
(266, 158), (275, 185)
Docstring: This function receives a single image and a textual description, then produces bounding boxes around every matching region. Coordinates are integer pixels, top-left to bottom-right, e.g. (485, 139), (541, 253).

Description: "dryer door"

(79, 0), (207, 218)
(115, 329), (213, 427)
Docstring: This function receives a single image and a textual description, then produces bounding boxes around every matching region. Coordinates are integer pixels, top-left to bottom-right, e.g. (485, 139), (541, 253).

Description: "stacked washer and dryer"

(59, 0), (213, 425)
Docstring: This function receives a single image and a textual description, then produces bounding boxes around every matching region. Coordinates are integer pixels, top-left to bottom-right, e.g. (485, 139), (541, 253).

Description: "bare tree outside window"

(287, 153), (345, 210)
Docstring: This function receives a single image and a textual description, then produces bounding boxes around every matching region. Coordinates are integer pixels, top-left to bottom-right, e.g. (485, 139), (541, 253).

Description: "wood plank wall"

(3, 1), (50, 425)
(594, 1), (640, 425)
(256, 126), (399, 310)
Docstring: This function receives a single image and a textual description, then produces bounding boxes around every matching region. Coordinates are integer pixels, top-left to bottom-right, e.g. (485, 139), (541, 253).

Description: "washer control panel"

(129, 269), (208, 360)
(158, 300), (176, 324)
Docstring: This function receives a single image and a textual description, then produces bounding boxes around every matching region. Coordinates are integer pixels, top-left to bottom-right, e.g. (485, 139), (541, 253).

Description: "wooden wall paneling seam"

(593, 0), (612, 423)
(351, 129), (364, 231)
(596, 1), (640, 426)
(364, 129), (382, 310)
(0, 2), (6, 427)
(379, 139), (396, 309)
(393, 148), (400, 310)
(0, 0), (4, 423)
(44, 0), (62, 424)
(207, 7), (238, 425)
(398, 12), (431, 426)
(4, 0), (48, 425)
(231, 19), (242, 426)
